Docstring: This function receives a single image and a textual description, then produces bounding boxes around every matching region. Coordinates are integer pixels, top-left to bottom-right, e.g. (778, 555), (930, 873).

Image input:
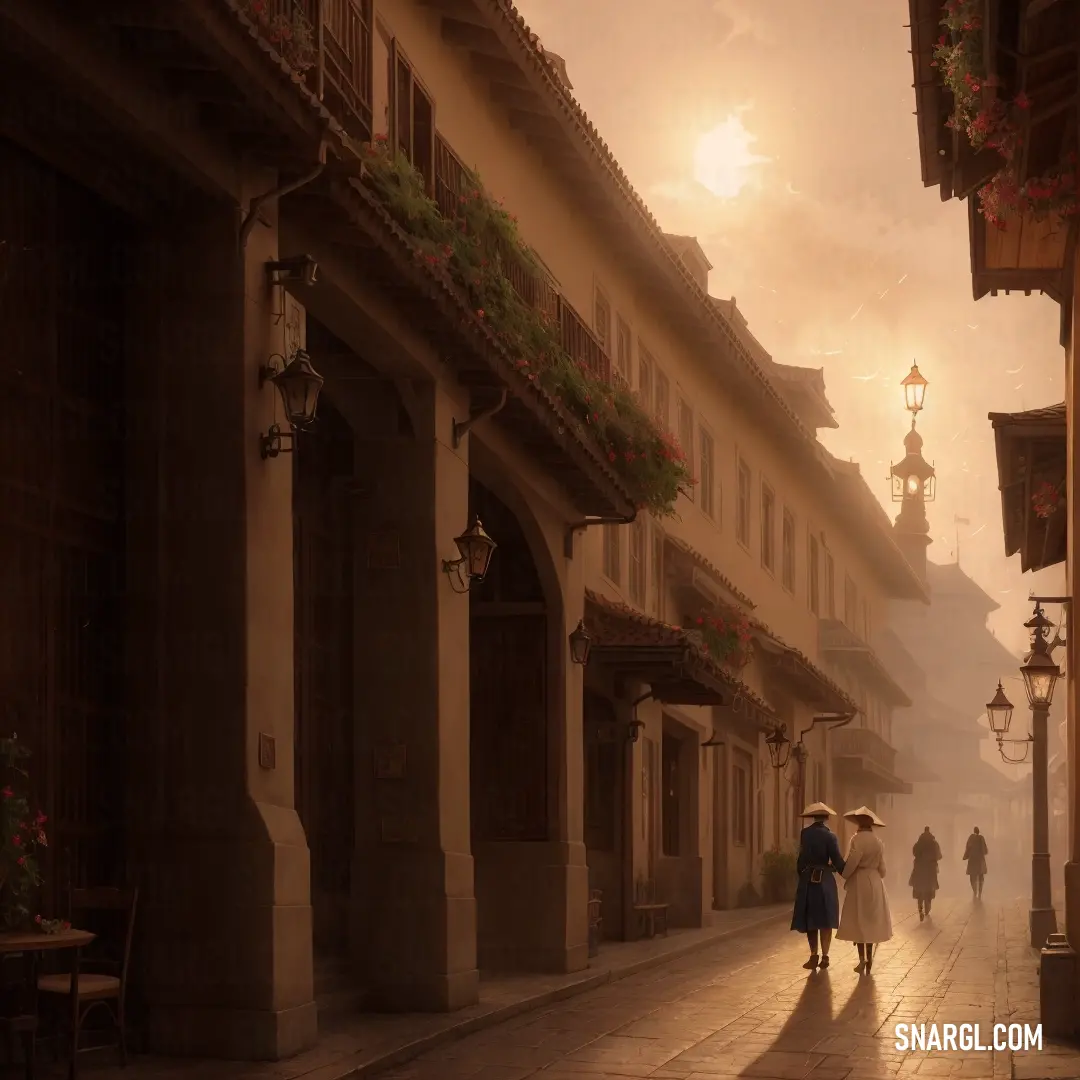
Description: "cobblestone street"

(371, 896), (1080, 1080)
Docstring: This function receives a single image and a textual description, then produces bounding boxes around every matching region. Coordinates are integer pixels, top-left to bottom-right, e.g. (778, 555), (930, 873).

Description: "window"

(808, 533), (820, 615)
(760, 482), (775, 570)
(699, 428), (715, 519)
(649, 524), (665, 618)
(391, 47), (435, 190)
(733, 763), (749, 846)
(638, 346), (654, 412)
(629, 517), (646, 606)
(655, 369), (670, 430)
(825, 550), (836, 617)
(615, 317), (632, 380)
(844, 573), (858, 629)
(603, 525), (621, 584)
(662, 734), (682, 856)
(584, 710), (618, 852)
(737, 458), (752, 548)
(678, 400), (695, 500)
(594, 289), (611, 354)
(781, 508), (796, 592)
(373, 24), (393, 136)
(814, 762), (826, 803)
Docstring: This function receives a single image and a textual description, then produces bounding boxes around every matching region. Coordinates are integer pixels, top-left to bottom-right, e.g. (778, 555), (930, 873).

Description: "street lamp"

(1020, 603), (1061, 948)
(986, 682), (1014, 736)
(765, 725), (790, 849)
(901, 362), (928, 415)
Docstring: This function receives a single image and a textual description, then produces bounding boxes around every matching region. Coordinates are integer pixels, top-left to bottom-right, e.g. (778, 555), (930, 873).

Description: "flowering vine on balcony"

(932, 0), (1078, 227)
(360, 137), (692, 515)
(1032, 481), (1064, 520)
(689, 613), (752, 670)
(240, 0), (317, 73)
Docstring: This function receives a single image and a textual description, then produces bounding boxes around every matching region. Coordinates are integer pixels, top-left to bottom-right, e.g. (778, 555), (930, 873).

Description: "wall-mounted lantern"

(765, 724), (791, 770)
(442, 518), (497, 593)
(259, 349), (325, 459)
(627, 719), (645, 744)
(569, 620), (592, 666)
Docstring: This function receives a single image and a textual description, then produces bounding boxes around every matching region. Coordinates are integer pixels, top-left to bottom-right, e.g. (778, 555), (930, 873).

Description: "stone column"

(124, 191), (315, 1059)
(1031, 702), (1058, 947)
(348, 380), (479, 1011)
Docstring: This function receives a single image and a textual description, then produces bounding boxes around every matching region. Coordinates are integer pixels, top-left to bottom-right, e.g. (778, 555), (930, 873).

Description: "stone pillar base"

(1030, 906), (1059, 949)
(474, 840), (589, 974)
(146, 1001), (317, 1061)
(357, 847), (479, 1012)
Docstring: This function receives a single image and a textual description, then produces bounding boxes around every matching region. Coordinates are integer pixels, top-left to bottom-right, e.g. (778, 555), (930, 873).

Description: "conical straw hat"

(800, 802), (836, 818)
(844, 805), (886, 827)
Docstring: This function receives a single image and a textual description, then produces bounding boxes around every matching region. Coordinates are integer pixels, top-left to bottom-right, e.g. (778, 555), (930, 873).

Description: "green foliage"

(0, 735), (48, 930)
(360, 137), (692, 515)
(688, 612), (752, 669)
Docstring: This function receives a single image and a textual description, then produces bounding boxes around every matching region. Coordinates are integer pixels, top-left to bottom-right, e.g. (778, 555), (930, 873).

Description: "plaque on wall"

(374, 742), (407, 780)
(379, 814), (418, 844)
(367, 531), (401, 569)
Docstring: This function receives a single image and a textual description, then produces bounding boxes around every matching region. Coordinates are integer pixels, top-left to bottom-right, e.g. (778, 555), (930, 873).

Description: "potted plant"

(761, 848), (798, 903)
(0, 735), (48, 930)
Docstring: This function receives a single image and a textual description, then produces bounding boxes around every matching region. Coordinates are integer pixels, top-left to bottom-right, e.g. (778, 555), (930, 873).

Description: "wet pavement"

(373, 895), (1080, 1080)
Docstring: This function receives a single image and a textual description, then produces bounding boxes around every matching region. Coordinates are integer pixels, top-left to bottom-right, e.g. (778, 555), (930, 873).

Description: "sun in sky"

(692, 113), (770, 199)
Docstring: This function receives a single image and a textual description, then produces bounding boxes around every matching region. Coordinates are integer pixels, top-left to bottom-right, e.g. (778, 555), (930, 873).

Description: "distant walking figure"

(910, 826), (941, 921)
(838, 806), (893, 975)
(791, 802), (845, 971)
(963, 827), (988, 899)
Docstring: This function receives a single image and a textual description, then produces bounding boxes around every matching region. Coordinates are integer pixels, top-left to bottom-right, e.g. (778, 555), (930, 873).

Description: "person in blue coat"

(791, 802), (845, 970)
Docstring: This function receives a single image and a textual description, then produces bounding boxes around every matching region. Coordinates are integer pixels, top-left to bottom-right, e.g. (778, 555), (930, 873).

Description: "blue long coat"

(790, 821), (845, 932)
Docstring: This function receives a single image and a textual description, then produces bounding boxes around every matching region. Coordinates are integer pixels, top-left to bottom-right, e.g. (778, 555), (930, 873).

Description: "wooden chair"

(632, 877), (669, 940)
(37, 887), (138, 1068)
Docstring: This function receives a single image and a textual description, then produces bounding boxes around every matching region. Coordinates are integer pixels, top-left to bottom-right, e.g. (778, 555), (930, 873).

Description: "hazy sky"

(517, 0), (1067, 656)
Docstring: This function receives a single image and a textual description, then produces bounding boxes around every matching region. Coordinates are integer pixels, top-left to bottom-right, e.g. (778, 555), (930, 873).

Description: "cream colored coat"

(837, 829), (894, 943)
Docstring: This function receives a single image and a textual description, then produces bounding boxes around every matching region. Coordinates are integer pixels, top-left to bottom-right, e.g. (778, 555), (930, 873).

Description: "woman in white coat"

(837, 806), (893, 974)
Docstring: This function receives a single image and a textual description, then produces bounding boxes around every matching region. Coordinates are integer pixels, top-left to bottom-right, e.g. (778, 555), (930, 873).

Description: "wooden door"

(712, 745), (729, 909)
(294, 399), (355, 956)
(0, 140), (128, 909)
(470, 613), (548, 842)
(584, 693), (624, 939)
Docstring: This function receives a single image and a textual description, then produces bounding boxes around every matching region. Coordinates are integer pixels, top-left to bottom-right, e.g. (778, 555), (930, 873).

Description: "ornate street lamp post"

(1020, 604), (1061, 948)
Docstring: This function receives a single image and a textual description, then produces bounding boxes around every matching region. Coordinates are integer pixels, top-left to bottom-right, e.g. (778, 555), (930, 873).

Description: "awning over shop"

(664, 534), (756, 611)
(751, 625), (858, 715)
(818, 619), (913, 707)
(584, 590), (777, 726)
(989, 403), (1066, 573)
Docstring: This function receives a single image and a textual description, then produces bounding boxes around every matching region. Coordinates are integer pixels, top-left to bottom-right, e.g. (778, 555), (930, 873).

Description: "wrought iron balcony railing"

(240, 0), (373, 140)
(434, 134), (611, 384)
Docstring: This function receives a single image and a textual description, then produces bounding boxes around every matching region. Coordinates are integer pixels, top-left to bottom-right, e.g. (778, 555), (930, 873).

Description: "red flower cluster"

(692, 612), (753, 669)
(1033, 482), (1064, 520)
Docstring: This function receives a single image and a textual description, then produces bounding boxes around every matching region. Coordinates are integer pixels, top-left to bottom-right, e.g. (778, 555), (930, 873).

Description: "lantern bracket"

(452, 388), (508, 449)
(266, 255), (319, 287)
(564, 513), (638, 558)
(260, 423), (294, 460)
(259, 352), (288, 388)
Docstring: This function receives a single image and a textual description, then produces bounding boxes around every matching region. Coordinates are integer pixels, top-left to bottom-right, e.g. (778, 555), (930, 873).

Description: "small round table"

(0, 928), (95, 1080)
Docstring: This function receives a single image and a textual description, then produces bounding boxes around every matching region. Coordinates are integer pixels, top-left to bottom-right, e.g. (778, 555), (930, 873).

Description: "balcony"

(240, 0), (374, 140)
(830, 726), (911, 796)
(434, 135), (611, 384)
(818, 619), (912, 707)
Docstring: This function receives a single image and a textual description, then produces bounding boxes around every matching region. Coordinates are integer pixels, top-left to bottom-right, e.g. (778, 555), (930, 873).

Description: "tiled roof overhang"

(832, 754), (914, 796)
(584, 590), (776, 724)
(751, 627), (858, 716)
(664, 535), (756, 611)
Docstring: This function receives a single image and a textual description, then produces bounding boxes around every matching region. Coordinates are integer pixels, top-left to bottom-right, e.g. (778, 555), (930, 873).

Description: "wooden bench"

(632, 879), (669, 940)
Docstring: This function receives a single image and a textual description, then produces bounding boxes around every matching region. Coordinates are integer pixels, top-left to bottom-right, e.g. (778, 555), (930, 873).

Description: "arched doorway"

(468, 477), (549, 968)
(293, 396), (355, 959)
